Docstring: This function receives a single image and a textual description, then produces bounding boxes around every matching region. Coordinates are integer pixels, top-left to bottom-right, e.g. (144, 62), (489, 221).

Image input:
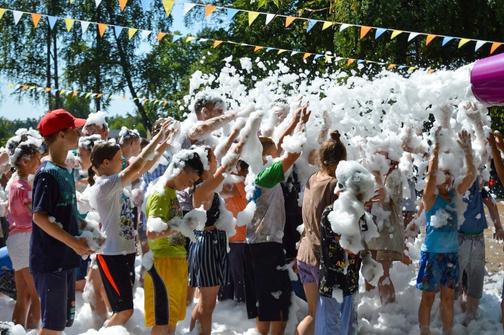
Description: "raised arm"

(276, 106), (303, 157)
(279, 106), (311, 173)
(423, 127), (441, 211)
(456, 130), (476, 195)
(489, 132), (504, 185)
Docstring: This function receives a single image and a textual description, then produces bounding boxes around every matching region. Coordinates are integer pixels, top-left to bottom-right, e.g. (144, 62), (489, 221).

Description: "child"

(118, 127), (142, 160)
(88, 120), (172, 327)
(5, 130), (42, 329)
(32, 109), (92, 334)
(417, 128), (475, 335)
(144, 149), (205, 335)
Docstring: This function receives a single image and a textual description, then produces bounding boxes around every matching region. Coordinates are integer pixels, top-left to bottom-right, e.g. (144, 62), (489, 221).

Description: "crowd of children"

(0, 94), (503, 335)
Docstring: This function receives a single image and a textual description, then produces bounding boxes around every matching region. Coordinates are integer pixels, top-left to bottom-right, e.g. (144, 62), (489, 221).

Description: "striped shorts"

(188, 229), (229, 288)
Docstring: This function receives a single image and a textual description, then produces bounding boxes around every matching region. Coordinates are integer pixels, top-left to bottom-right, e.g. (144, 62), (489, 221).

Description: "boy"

(32, 109), (92, 335)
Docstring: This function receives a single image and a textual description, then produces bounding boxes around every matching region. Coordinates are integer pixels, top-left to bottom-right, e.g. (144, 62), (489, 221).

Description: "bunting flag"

(98, 23), (107, 37)
(290, 51), (299, 56)
(12, 11), (23, 25)
(248, 11), (260, 26)
(31, 13), (41, 28)
(81, 21), (91, 33)
(387, 64), (397, 70)
(441, 36), (454, 46)
(205, 4), (216, 18)
(119, 0), (128, 11)
(161, 0), (175, 16)
(141, 0), (151, 11)
(265, 13), (275, 25)
(183, 3), (196, 15)
(425, 34), (437, 46)
(64, 18), (75, 32)
(347, 59), (355, 66)
(95, 0), (102, 8)
(302, 52), (312, 60)
(156, 32), (167, 41)
(127, 28), (138, 39)
(186, 36), (194, 42)
(339, 23), (350, 32)
(390, 30), (402, 40)
(408, 32), (420, 41)
(277, 49), (287, 55)
(141, 30), (151, 39)
(226, 8), (239, 19)
(114, 25), (123, 36)
(0, 8), (6, 20)
(212, 40), (223, 48)
(322, 21), (333, 30)
(474, 40), (486, 52)
(285, 16), (296, 28)
(458, 38), (471, 48)
(254, 45), (264, 52)
(306, 19), (317, 32)
(47, 16), (58, 30)
(374, 28), (386, 39)
(360, 26), (372, 39)
(490, 42), (502, 54)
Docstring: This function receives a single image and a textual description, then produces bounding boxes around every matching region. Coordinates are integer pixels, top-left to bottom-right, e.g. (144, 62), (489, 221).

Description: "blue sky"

(0, 1), (209, 120)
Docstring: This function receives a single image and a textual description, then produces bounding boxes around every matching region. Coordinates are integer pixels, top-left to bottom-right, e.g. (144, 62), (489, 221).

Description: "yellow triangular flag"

(64, 18), (74, 32)
(285, 16), (296, 27)
(85, 93), (92, 98)
(303, 53), (312, 60)
(212, 40), (223, 48)
(161, 0), (175, 16)
(186, 36), (194, 42)
(0, 8), (6, 20)
(458, 38), (471, 48)
(98, 23), (107, 37)
(425, 34), (437, 46)
(322, 21), (333, 30)
(31, 13), (41, 28)
(248, 11), (260, 26)
(60, 89), (66, 95)
(119, 0), (128, 11)
(277, 49), (287, 55)
(360, 26), (372, 39)
(127, 28), (137, 39)
(407, 66), (416, 73)
(156, 32), (167, 41)
(387, 64), (397, 70)
(390, 30), (402, 39)
(205, 4), (216, 18)
(490, 42), (502, 54)
(254, 46), (264, 52)
(347, 59), (355, 66)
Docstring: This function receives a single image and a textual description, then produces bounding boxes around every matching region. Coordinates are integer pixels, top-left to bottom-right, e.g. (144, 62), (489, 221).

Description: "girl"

(5, 131), (42, 329)
(118, 127), (142, 160)
(297, 131), (346, 335)
(144, 149), (205, 335)
(417, 127), (475, 335)
(88, 120), (172, 327)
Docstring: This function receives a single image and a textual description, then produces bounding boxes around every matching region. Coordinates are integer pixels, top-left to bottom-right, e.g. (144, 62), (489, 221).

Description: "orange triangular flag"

(458, 38), (471, 48)
(248, 11), (260, 26)
(31, 13), (41, 28)
(119, 0), (128, 11)
(98, 23), (107, 37)
(212, 40), (223, 48)
(156, 32), (167, 41)
(425, 34), (437, 46)
(254, 46), (264, 52)
(303, 53), (312, 60)
(360, 26), (372, 39)
(347, 59), (355, 66)
(490, 42), (502, 54)
(205, 4), (217, 18)
(285, 16), (296, 27)
(387, 64), (397, 70)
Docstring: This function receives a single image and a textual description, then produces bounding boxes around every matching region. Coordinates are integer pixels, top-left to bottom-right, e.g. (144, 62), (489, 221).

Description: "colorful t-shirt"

(247, 161), (285, 244)
(226, 182), (247, 242)
(145, 187), (186, 258)
(422, 191), (459, 253)
(31, 161), (81, 272)
(459, 178), (488, 235)
(8, 178), (33, 235)
(92, 174), (137, 255)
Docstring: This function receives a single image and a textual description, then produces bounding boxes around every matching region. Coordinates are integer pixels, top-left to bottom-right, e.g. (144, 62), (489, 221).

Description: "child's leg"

(12, 269), (29, 327)
(378, 260), (395, 304)
(440, 287), (455, 334)
(21, 268), (40, 329)
(193, 286), (219, 335)
(418, 291), (435, 332)
(256, 319), (270, 335)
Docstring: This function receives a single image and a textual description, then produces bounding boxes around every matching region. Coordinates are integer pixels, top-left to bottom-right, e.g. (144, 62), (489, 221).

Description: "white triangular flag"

(339, 23), (350, 32)
(81, 21), (91, 33)
(141, 30), (152, 39)
(95, 0), (102, 8)
(12, 11), (24, 25)
(408, 32), (420, 42)
(265, 13), (275, 25)
(474, 40), (486, 52)
(183, 3), (196, 15)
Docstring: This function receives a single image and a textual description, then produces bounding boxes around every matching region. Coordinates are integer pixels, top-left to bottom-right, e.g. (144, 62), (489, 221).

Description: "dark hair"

(319, 131), (347, 169)
(259, 137), (276, 156)
(194, 95), (224, 115)
(184, 152), (205, 177)
(88, 141), (121, 185)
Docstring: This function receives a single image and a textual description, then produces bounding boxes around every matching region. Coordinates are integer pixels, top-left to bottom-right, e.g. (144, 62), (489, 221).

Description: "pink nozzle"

(471, 53), (504, 106)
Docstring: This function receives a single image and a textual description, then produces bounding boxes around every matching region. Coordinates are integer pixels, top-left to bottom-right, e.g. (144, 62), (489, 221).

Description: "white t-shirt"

(92, 174), (137, 255)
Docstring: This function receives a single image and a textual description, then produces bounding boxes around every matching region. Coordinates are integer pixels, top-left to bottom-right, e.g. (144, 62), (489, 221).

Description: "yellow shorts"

(144, 257), (188, 327)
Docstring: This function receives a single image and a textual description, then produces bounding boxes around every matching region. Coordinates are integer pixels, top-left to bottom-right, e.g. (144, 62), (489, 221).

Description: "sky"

(0, 1), (211, 120)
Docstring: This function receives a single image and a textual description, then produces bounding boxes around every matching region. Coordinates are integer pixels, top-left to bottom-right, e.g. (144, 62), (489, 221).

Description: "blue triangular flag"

(442, 36), (454, 46)
(375, 28), (386, 39)
(357, 59), (365, 64)
(47, 16), (58, 30)
(141, 0), (151, 10)
(265, 47), (274, 52)
(306, 20), (317, 32)
(172, 34), (183, 42)
(314, 54), (323, 60)
(227, 8), (239, 19)
(114, 26), (123, 36)
(398, 65), (406, 69)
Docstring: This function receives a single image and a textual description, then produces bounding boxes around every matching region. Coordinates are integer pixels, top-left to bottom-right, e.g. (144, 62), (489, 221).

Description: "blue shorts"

(315, 295), (356, 335)
(416, 251), (459, 292)
(33, 269), (76, 331)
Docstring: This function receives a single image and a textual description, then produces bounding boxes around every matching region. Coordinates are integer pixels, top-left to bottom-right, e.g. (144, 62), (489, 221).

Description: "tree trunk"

(52, 29), (61, 108)
(46, 15), (52, 110)
(94, 9), (102, 111)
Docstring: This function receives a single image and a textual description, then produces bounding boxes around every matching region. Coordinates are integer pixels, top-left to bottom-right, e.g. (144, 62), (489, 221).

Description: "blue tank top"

(422, 191), (459, 253)
(459, 179), (487, 235)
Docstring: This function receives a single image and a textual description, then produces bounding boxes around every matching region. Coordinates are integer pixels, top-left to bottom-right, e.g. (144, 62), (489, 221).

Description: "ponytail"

(319, 130), (347, 170)
(88, 166), (96, 186)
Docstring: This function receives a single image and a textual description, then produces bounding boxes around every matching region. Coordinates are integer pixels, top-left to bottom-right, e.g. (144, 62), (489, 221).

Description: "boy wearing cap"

(31, 109), (92, 335)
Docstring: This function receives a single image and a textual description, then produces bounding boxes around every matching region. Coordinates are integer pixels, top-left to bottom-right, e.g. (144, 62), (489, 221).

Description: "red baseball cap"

(37, 109), (86, 137)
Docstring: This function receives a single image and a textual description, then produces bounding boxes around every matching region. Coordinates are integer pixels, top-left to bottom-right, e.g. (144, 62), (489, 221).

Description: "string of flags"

(13, 83), (174, 108)
(0, 7), (422, 73)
